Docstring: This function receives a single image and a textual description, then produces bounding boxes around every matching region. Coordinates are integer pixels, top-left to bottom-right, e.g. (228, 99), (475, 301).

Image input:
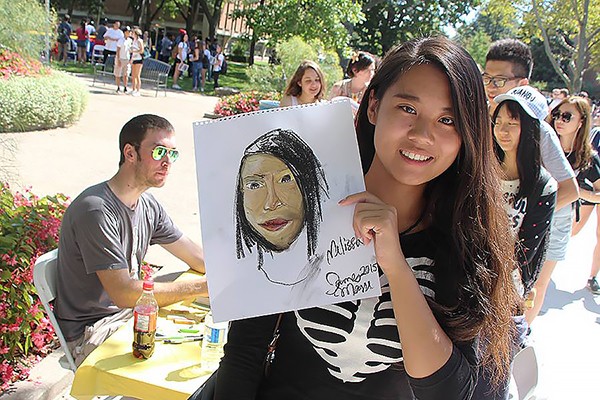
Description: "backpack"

(220, 56), (227, 75)
(58, 25), (69, 44)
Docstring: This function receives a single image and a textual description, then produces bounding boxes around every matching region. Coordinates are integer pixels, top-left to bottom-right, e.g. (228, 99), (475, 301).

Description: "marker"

(179, 328), (200, 334)
(158, 335), (203, 342)
(164, 336), (203, 344)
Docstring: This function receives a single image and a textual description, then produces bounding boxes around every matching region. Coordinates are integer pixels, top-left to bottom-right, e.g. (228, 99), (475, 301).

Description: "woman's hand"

(339, 191), (404, 272)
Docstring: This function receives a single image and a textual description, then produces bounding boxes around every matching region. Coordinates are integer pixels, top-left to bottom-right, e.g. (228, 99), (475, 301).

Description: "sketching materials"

(157, 335), (203, 343)
(163, 336), (203, 344)
(179, 328), (200, 334)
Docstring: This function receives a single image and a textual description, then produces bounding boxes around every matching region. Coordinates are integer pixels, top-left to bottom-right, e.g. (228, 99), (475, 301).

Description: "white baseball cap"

(494, 85), (549, 121)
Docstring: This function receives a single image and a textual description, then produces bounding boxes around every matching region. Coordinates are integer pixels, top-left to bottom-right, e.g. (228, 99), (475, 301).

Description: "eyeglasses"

(151, 145), (179, 163)
(482, 74), (523, 88)
(552, 111), (574, 123)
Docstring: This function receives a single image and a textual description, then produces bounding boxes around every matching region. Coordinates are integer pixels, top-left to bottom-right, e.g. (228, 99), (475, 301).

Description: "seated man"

(55, 114), (208, 366)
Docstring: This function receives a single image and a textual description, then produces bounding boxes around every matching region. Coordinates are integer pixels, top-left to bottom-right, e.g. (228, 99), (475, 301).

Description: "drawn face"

(367, 63), (462, 188)
(493, 104), (521, 155)
(241, 154), (305, 250)
(298, 68), (322, 100)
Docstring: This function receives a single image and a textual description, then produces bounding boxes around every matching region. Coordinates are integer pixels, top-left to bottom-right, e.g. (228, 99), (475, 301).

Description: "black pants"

(103, 49), (116, 65)
(213, 71), (220, 88)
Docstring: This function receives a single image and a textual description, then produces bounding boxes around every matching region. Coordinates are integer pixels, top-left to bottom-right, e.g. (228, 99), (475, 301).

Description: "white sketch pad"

(193, 100), (380, 322)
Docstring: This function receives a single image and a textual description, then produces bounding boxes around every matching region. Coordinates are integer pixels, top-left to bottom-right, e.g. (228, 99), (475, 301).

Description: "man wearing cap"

(54, 114), (208, 366)
(482, 39), (578, 326)
(103, 20), (124, 65)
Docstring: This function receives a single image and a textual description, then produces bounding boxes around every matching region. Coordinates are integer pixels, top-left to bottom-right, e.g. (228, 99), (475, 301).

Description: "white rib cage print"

(295, 256), (436, 383)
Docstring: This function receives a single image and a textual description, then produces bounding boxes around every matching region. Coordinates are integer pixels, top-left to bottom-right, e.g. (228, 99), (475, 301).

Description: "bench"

(139, 58), (170, 97)
(92, 55), (171, 97)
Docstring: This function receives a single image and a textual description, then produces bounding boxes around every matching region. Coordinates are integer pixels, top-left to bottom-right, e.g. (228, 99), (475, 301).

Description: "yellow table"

(70, 303), (214, 400)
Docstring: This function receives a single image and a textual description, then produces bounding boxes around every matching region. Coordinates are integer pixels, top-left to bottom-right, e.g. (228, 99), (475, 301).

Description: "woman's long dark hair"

(355, 36), (518, 384)
(492, 100), (541, 200)
(235, 128), (329, 269)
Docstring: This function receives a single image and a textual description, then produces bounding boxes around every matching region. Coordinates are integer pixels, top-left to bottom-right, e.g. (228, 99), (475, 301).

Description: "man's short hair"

(485, 39), (533, 79)
(119, 114), (174, 166)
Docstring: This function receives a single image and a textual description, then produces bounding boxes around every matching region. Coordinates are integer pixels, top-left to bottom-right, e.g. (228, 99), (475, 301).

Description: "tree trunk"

(249, 34), (256, 66)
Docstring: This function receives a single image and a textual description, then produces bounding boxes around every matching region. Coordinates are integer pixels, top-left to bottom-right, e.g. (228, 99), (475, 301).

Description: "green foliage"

(0, 71), (88, 133)
(0, 184), (69, 391)
(457, 0), (523, 42)
(234, 0), (363, 52)
(276, 37), (342, 90)
(460, 30), (492, 68)
(0, 0), (57, 59)
(247, 64), (286, 93)
(214, 90), (281, 116)
(351, 0), (479, 54)
(231, 39), (249, 58)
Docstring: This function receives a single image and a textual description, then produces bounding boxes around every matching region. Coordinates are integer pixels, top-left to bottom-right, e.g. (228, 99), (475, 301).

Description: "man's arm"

(555, 177), (579, 210)
(161, 236), (205, 274)
(96, 268), (208, 308)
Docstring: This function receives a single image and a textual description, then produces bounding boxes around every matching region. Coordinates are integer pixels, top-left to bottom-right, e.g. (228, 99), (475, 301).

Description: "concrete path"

(1, 74), (599, 399)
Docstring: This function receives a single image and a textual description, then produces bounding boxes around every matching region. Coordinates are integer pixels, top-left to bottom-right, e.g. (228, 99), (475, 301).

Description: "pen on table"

(162, 336), (203, 344)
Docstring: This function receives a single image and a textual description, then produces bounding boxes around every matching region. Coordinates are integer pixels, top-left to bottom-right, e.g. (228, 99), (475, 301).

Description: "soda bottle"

(132, 280), (158, 359)
(200, 311), (228, 370)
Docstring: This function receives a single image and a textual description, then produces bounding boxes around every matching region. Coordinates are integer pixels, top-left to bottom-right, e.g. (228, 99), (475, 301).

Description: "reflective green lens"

(152, 146), (179, 162)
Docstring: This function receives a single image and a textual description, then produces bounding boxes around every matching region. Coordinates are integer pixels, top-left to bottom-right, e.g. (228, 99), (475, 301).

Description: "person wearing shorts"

(114, 26), (131, 93)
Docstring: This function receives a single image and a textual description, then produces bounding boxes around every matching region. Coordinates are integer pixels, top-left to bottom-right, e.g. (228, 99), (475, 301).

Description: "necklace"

(399, 208), (427, 237)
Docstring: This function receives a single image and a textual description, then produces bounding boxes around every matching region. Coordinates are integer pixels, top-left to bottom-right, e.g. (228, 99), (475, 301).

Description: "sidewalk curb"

(0, 349), (74, 400)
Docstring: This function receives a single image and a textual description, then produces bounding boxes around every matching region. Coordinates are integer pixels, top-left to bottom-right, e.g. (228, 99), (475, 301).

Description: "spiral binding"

(193, 99), (351, 127)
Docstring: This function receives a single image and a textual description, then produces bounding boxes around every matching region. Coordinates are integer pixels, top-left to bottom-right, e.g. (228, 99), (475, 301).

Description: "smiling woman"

(235, 128), (329, 285)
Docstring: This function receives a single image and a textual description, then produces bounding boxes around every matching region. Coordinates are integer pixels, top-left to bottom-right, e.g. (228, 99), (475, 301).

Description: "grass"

(50, 59), (267, 96)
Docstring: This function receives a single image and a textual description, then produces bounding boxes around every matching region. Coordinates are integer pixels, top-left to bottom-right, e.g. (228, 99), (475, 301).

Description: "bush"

(0, 184), (69, 391)
(247, 64), (286, 93)
(214, 91), (282, 116)
(0, 70), (88, 133)
(276, 36), (343, 91)
(0, 0), (57, 59)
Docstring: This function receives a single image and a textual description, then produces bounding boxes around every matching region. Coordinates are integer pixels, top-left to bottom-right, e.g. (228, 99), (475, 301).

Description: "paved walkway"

(1, 74), (599, 399)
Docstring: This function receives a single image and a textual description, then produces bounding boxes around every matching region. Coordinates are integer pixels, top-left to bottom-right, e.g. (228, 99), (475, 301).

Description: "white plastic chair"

(33, 249), (77, 371)
(510, 345), (538, 400)
(92, 44), (105, 63)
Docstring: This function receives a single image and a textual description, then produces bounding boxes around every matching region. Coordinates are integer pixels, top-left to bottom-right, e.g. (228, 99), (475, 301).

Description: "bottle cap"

(142, 280), (154, 291)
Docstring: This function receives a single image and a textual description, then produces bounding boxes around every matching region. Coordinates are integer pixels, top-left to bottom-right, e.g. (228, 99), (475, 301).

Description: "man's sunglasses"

(552, 111), (574, 123)
(151, 145), (179, 163)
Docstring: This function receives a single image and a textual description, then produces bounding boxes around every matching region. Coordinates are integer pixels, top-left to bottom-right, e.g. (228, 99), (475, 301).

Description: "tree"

(530, 0), (600, 93)
(198, 0), (224, 40)
(351, 0), (480, 55)
(234, 0), (363, 63)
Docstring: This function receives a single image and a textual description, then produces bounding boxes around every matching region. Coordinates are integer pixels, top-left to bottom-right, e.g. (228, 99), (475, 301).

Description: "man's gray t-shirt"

(55, 182), (182, 341)
(540, 120), (575, 182)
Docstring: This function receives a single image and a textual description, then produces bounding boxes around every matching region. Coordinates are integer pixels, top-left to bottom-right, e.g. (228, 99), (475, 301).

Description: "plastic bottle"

(132, 280), (158, 359)
(200, 311), (228, 370)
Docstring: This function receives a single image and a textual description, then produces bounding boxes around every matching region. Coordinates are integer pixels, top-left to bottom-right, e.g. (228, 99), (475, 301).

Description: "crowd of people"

(49, 22), (600, 398)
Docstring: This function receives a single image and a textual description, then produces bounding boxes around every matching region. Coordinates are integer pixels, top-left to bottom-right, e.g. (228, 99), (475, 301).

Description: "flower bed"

(214, 91), (281, 117)
(0, 184), (69, 391)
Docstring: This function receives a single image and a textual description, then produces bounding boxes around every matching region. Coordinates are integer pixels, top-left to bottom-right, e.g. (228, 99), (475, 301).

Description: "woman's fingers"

(338, 191), (385, 206)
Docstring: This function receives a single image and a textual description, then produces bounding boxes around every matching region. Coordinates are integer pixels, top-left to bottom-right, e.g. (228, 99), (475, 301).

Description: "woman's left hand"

(339, 191), (404, 272)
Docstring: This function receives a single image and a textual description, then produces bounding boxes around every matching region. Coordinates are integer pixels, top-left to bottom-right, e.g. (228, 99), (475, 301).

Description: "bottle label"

(134, 312), (157, 333)
(206, 326), (225, 344)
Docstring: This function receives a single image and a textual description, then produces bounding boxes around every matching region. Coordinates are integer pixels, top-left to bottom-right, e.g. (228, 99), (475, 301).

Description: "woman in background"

(129, 28), (144, 97)
(280, 60), (326, 107)
(329, 51), (376, 106)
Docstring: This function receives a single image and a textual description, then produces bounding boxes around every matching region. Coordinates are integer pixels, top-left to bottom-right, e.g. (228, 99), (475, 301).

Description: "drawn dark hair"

(235, 128), (329, 269)
(355, 36), (517, 384)
(492, 100), (541, 200)
(485, 39), (533, 80)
